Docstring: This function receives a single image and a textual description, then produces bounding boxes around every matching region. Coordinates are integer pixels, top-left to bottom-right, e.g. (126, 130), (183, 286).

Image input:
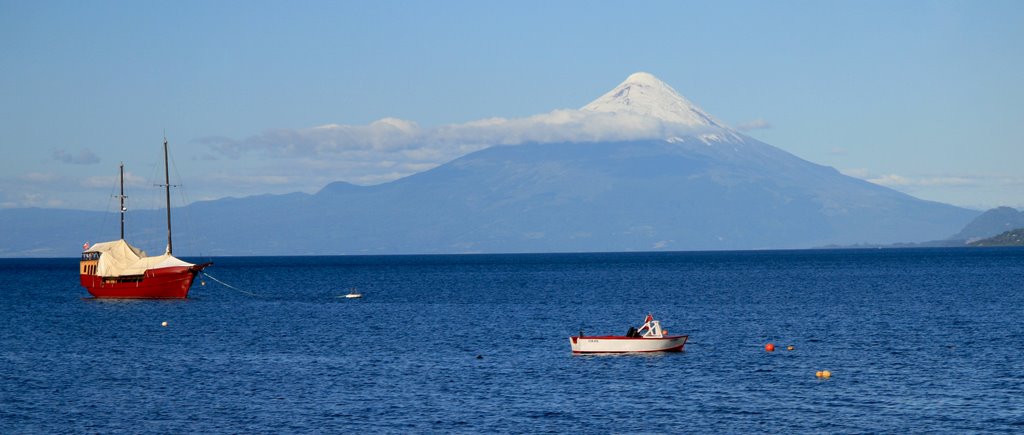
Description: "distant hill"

(0, 72), (980, 257)
(822, 206), (1024, 249)
(968, 228), (1024, 247)
(951, 206), (1024, 242)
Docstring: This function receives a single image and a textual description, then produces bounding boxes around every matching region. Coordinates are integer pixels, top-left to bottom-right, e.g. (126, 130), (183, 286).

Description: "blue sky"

(2, 0), (1022, 211)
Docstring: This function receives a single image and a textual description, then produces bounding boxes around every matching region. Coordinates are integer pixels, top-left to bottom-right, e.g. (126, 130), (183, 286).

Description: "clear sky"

(2, 0), (1022, 211)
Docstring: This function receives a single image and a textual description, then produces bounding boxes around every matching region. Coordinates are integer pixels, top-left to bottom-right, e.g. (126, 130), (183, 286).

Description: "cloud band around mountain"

(198, 109), (727, 184)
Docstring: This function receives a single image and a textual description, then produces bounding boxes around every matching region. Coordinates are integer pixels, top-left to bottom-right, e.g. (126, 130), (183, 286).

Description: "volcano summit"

(582, 72), (729, 129)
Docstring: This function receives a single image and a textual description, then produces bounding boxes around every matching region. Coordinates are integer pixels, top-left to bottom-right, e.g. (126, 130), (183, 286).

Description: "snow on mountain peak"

(582, 72), (729, 130)
(623, 72), (662, 86)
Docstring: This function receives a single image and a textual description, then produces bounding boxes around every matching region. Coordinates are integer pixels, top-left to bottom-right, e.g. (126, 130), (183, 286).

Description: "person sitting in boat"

(626, 326), (640, 337)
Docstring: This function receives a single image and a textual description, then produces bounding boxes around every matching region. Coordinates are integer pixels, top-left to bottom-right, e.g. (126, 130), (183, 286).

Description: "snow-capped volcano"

(0, 71), (979, 256)
(582, 72), (729, 129)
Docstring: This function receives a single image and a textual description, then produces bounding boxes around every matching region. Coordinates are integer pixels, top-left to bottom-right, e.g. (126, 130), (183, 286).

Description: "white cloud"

(198, 109), (723, 187)
(842, 169), (996, 188)
(201, 173), (294, 187)
(20, 172), (61, 183)
(0, 186), (65, 209)
(736, 118), (771, 131)
(184, 109), (729, 196)
(867, 174), (911, 186)
(868, 174), (977, 187)
(839, 168), (869, 178)
(837, 169), (1024, 208)
(81, 172), (148, 188)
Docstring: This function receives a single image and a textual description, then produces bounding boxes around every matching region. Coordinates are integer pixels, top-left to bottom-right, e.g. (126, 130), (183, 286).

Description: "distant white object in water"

(343, 288), (362, 299)
(570, 313), (688, 353)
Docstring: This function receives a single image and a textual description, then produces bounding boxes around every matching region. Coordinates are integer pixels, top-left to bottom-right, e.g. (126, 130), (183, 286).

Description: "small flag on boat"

(644, 313), (653, 323)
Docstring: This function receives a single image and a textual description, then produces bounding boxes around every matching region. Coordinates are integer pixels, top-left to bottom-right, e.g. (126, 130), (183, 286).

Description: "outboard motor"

(626, 326), (639, 337)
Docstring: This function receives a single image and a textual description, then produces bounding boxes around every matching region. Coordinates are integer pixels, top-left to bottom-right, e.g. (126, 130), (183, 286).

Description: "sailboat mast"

(119, 162), (125, 240)
(163, 138), (173, 255)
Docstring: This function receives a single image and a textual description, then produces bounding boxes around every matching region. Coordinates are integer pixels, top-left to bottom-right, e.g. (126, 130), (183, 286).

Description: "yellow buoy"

(787, 345), (794, 351)
(822, 370), (831, 379)
(161, 321), (168, 327)
(815, 370), (823, 378)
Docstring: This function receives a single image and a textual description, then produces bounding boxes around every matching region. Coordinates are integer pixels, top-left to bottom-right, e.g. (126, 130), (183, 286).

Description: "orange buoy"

(765, 343), (775, 352)
(815, 370), (823, 378)
(822, 370), (831, 379)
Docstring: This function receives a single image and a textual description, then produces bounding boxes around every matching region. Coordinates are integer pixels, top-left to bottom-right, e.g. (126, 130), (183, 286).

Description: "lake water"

(2, 248), (1023, 433)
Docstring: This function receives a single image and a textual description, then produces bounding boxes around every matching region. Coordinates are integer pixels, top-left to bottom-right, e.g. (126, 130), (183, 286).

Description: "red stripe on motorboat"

(571, 344), (686, 354)
(576, 335), (688, 340)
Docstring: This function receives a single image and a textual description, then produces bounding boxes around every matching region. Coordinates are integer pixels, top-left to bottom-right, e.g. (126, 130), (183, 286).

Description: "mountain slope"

(968, 228), (1024, 247)
(293, 136), (973, 254)
(951, 206), (1024, 241)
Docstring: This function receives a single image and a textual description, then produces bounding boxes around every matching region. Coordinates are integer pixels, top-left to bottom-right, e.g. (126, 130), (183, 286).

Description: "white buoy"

(161, 321), (168, 327)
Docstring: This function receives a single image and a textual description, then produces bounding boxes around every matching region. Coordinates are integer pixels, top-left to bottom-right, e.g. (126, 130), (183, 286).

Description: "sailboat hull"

(80, 264), (209, 299)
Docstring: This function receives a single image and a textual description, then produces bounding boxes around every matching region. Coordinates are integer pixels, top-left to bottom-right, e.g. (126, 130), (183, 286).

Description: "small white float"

(569, 314), (688, 353)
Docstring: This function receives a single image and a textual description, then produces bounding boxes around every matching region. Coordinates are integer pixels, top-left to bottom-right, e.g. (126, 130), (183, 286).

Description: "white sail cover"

(85, 239), (194, 277)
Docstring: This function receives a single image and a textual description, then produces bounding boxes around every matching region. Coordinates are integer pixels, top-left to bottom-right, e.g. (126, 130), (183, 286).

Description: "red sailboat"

(79, 138), (211, 299)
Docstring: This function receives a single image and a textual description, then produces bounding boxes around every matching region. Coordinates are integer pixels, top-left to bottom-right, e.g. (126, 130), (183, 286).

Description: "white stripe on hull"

(570, 336), (688, 353)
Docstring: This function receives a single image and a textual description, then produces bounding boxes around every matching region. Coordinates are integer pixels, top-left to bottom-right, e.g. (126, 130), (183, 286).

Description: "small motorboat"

(343, 288), (362, 299)
(570, 314), (688, 353)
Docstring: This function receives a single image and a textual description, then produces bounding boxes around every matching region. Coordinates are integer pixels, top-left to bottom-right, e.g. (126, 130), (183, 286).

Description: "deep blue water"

(2, 248), (1023, 433)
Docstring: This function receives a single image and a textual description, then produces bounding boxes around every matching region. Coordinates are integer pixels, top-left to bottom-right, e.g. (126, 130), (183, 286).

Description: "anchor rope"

(200, 272), (265, 298)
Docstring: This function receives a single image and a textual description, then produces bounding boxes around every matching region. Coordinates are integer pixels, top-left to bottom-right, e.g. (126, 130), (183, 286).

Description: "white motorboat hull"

(569, 335), (688, 353)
